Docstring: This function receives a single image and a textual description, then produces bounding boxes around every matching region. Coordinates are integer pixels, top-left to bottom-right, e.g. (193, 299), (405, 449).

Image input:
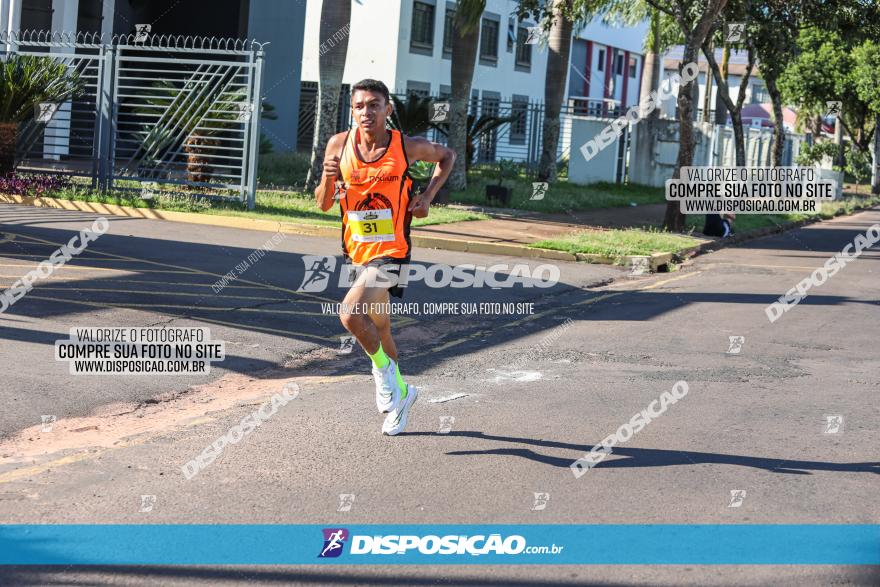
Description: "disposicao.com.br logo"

(298, 256), (560, 292)
(317, 528), (563, 558)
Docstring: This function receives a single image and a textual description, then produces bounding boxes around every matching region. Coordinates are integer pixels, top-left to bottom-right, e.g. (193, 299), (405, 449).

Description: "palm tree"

(435, 112), (515, 173)
(646, 0), (729, 232)
(447, 0), (486, 191)
(388, 94), (438, 136)
(537, 0), (575, 181)
(0, 55), (83, 175)
(305, 0), (351, 189)
(132, 80), (276, 183)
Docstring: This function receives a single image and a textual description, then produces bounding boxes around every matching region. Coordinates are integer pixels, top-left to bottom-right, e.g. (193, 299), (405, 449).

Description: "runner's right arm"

(314, 133), (345, 211)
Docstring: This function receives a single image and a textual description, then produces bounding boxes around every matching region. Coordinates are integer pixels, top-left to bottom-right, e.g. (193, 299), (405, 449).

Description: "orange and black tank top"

(337, 128), (412, 265)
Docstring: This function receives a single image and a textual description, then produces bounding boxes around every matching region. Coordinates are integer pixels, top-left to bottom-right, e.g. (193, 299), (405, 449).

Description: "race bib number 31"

(347, 209), (394, 242)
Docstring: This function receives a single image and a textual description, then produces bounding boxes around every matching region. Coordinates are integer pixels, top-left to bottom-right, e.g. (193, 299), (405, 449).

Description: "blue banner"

(1, 525), (877, 565)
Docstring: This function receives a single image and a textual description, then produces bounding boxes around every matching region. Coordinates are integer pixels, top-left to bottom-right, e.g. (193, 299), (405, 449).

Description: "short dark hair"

(351, 79), (390, 104)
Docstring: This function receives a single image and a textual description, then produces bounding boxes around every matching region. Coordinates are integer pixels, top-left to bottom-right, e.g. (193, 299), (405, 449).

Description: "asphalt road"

(0, 203), (878, 586)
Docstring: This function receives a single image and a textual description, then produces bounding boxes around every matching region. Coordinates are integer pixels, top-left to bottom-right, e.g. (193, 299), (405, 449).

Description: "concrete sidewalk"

(0, 194), (691, 267)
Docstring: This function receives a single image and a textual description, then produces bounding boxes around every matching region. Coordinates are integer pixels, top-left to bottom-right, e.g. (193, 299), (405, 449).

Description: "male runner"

(314, 79), (455, 435)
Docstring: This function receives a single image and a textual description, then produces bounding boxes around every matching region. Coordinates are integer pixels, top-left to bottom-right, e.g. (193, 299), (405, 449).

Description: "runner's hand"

(323, 155), (340, 180)
(408, 192), (431, 218)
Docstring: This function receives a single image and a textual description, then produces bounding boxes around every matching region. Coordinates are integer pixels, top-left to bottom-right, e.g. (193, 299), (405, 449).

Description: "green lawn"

(258, 151), (311, 189)
(452, 165), (666, 212)
(44, 185), (489, 228)
(12, 153), (878, 248)
(255, 154), (668, 213)
(531, 228), (703, 259)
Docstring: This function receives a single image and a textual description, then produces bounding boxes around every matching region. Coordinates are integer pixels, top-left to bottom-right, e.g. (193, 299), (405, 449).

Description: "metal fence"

(5, 31), (265, 208)
(296, 86), (621, 171)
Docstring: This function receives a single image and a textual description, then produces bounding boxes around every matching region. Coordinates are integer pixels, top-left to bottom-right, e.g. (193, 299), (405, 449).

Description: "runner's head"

(351, 79), (392, 134)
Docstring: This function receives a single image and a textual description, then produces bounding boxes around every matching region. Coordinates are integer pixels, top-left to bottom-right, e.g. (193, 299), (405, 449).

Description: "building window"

(410, 1), (435, 54)
(615, 53), (624, 75)
(478, 92), (500, 161)
(77, 0), (104, 34)
(509, 96), (528, 144)
(406, 80), (431, 98)
(597, 48), (605, 71)
(443, 7), (455, 58)
(751, 84), (768, 104)
(479, 16), (499, 65)
(514, 25), (533, 71)
(20, 0), (53, 34)
(629, 56), (637, 78)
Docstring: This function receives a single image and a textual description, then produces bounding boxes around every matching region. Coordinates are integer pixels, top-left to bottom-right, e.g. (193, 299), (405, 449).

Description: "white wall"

(660, 70), (758, 119)
(301, 0), (402, 89)
(568, 117), (621, 184)
(396, 0), (548, 103)
(301, 1), (648, 109)
(578, 16), (648, 54)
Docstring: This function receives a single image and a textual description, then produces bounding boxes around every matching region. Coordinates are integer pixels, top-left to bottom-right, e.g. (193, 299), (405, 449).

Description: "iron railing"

(295, 86), (623, 171)
(3, 30), (266, 208)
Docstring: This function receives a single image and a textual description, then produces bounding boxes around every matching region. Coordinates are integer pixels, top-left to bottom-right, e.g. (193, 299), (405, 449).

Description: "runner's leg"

(368, 288), (397, 360)
(368, 288), (408, 399)
(339, 275), (386, 355)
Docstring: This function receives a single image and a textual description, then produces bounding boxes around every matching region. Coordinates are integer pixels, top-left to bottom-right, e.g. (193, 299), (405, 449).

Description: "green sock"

(396, 363), (408, 399)
(368, 344), (390, 369)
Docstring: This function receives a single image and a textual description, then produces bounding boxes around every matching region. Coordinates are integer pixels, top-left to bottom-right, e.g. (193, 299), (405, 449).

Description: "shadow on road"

(1, 207), (877, 381)
(409, 431), (880, 475)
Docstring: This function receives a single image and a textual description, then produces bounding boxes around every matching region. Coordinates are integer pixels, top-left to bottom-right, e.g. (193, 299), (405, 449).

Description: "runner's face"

(351, 90), (390, 133)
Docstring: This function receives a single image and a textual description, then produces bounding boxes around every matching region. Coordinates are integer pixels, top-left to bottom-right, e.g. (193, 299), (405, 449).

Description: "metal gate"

(9, 31), (104, 181)
(3, 31), (265, 208)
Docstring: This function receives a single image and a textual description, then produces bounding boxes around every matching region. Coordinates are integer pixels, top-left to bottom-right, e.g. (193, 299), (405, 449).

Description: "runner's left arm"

(403, 136), (456, 218)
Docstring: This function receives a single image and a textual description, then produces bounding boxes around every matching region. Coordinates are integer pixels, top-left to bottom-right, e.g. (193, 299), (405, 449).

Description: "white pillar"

(44, 0), (79, 161)
(2, 0), (21, 51)
(101, 0), (114, 38)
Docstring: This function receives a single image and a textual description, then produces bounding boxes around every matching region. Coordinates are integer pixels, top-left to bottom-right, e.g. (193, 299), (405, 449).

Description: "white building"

(302, 0), (648, 105)
(661, 46), (768, 121)
(568, 16), (649, 115)
(300, 0), (649, 160)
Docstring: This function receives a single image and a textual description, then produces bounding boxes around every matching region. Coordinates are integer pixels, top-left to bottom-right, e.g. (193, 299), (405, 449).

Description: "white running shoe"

(373, 359), (402, 413)
(382, 384), (418, 436)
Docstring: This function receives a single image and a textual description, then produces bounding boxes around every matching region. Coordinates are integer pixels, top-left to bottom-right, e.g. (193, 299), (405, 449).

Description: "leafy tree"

(516, 0), (596, 183)
(748, 1), (802, 166)
(852, 40), (880, 193)
(644, 0), (730, 232)
(700, 0), (757, 167)
(779, 27), (875, 159)
(603, 3), (683, 121)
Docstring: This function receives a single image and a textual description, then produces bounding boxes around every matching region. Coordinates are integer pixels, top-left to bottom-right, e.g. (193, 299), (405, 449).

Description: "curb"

(4, 194), (873, 272)
(681, 202), (880, 260)
(0, 194), (581, 262)
(0, 193), (346, 237)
